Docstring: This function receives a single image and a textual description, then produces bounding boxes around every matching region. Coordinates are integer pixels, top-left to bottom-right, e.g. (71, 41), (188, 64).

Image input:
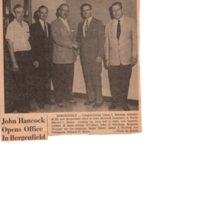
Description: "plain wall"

(12, 0), (139, 100)
(11, 0), (24, 8)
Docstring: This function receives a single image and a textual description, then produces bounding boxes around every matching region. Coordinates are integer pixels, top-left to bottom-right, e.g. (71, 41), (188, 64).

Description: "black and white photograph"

(3, 0), (140, 114)
(2, 0), (200, 199)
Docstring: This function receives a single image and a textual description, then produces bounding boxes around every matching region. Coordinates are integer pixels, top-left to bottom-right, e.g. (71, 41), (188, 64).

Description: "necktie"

(85, 20), (89, 33)
(44, 22), (48, 38)
(117, 20), (121, 40)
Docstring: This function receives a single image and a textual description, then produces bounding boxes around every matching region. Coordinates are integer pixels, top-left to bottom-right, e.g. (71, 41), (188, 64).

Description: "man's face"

(39, 8), (48, 21)
(14, 7), (24, 21)
(82, 6), (92, 19)
(59, 5), (69, 19)
(112, 4), (123, 20)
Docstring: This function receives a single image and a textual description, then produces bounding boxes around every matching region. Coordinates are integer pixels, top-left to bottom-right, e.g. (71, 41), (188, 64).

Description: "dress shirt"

(6, 19), (31, 52)
(83, 16), (93, 37)
(39, 19), (49, 37)
(113, 16), (124, 40)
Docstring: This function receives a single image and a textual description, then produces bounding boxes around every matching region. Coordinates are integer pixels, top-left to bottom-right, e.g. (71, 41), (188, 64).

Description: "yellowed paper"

(1, 0), (141, 141)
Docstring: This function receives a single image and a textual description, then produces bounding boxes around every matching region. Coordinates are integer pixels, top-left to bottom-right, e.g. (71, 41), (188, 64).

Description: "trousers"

(52, 63), (74, 103)
(108, 65), (132, 106)
(34, 58), (52, 106)
(12, 51), (34, 112)
(82, 61), (103, 104)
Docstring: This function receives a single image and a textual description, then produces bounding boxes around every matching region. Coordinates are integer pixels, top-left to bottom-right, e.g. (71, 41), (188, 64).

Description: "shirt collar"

(113, 15), (124, 23)
(59, 17), (68, 23)
(85, 16), (93, 24)
(39, 19), (46, 25)
(14, 18), (25, 26)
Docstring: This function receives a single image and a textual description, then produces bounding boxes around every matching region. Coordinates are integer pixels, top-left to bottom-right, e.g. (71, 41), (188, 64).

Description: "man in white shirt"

(6, 4), (33, 113)
(105, 2), (138, 111)
(30, 5), (54, 109)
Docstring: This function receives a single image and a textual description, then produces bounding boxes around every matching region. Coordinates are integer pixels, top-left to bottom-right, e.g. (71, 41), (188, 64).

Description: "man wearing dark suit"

(77, 3), (105, 108)
(30, 5), (53, 109)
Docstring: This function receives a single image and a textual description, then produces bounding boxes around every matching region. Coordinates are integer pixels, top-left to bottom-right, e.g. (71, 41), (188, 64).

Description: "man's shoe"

(24, 104), (33, 113)
(122, 105), (130, 111)
(84, 101), (94, 105)
(109, 104), (117, 110)
(68, 99), (77, 104)
(57, 103), (64, 108)
(93, 102), (104, 108)
(30, 105), (37, 112)
(21, 108), (30, 113)
(38, 104), (45, 109)
(45, 100), (55, 105)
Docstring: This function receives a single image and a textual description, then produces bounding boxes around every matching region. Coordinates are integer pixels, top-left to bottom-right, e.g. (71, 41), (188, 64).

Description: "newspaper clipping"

(0, 0), (141, 141)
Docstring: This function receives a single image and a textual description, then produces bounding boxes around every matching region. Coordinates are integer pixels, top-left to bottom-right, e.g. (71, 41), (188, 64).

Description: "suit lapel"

(46, 23), (51, 39)
(47, 24), (51, 36)
(111, 20), (117, 39)
(85, 18), (95, 38)
(37, 21), (45, 36)
(38, 21), (50, 39)
(59, 18), (71, 34)
(80, 21), (84, 38)
(88, 18), (95, 32)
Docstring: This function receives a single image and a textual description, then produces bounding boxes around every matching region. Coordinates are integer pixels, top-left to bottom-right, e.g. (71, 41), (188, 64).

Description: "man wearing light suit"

(51, 3), (78, 107)
(105, 2), (138, 111)
(77, 3), (105, 108)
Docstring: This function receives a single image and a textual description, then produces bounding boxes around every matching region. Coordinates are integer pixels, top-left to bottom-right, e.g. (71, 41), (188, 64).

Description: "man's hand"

(72, 42), (79, 49)
(132, 58), (137, 67)
(74, 51), (79, 61)
(33, 60), (39, 68)
(12, 63), (19, 72)
(96, 56), (102, 64)
(105, 60), (110, 70)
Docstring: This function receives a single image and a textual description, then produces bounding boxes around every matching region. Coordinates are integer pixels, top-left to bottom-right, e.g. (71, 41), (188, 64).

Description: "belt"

(15, 51), (31, 56)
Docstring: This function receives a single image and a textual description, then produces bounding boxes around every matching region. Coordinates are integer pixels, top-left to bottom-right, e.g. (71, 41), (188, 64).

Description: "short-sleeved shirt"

(6, 19), (31, 52)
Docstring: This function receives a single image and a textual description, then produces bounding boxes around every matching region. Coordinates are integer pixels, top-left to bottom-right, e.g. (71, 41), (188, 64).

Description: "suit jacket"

(77, 17), (105, 64)
(105, 16), (137, 66)
(30, 21), (52, 64)
(51, 18), (75, 64)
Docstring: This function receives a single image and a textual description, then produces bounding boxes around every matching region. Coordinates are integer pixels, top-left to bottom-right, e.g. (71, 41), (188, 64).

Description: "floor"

(33, 98), (139, 113)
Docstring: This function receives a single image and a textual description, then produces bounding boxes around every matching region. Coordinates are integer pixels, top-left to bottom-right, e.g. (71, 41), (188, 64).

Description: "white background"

(1, 0), (200, 199)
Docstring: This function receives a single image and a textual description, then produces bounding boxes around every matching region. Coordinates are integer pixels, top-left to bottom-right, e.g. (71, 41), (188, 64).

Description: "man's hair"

(56, 8), (60, 18)
(13, 4), (24, 13)
(58, 3), (69, 11)
(33, 10), (40, 21)
(110, 2), (123, 10)
(56, 3), (69, 17)
(38, 5), (48, 12)
(80, 3), (92, 12)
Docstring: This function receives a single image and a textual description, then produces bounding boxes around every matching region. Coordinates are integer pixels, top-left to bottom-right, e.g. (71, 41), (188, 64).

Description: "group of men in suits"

(6, 2), (137, 113)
